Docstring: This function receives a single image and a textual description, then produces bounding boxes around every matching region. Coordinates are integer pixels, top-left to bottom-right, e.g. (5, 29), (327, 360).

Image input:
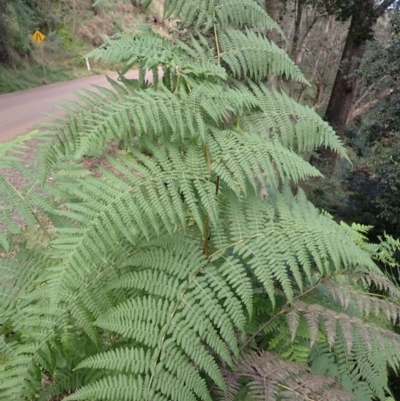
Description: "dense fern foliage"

(1, 0), (400, 400)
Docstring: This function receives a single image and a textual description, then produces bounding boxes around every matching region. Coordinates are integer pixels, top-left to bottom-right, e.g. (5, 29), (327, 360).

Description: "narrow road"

(0, 71), (143, 143)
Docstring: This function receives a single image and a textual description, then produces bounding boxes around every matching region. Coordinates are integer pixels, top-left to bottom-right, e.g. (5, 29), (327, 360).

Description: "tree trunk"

(291, 0), (305, 60)
(312, 17), (367, 172)
(324, 0), (398, 138)
(324, 19), (366, 138)
(312, 0), (396, 171)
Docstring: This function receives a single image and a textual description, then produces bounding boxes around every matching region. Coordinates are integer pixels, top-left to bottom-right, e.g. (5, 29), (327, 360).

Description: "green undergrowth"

(0, 37), (109, 94)
(0, 0), (149, 94)
(0, 64), (100, 94)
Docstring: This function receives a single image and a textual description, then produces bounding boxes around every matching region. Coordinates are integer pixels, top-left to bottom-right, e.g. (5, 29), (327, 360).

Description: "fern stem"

(240, 278), (327, 352)
(204, 145), (212, 258)
(9, 182), (52, 241)
(208, 234), (263, 260)
(204, 215), (210, 258)
(33, 213), (52, 241)
(214, 24), (221, 63)
(173, 72), (181, 94)
(241, 310), (287, 352)
(204, 144), (211, 175)
(277, 383), (316, 401)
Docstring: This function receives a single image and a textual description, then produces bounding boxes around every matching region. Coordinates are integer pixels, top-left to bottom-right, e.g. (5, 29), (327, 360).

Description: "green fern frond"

(81, 346), (210, 400)
(0, 129), (39, 168)
(220, 28), (307, 83)
(211, 189), (377, 306)
(38, 369), (103, 401)
(40, 81), (260, 172)
(309, 343), (375, 401)
(87, 27), (226, 80)
(310, 332), (393, 401)
(0, 286), (104, 401)
(215, 0), (283, 34)
(208, 129), (322, 196)
(47, 146), (221, 300)
(114, 238), (247, 331)
(62, 238), (248, 400)
(164, 0), (215, 30)
(242, 82), (347, 156)
(164, 0), (283, 35)
(268, 318), (312, 363)
(0, 249), (45, 315)
(66, 371), (209, 401)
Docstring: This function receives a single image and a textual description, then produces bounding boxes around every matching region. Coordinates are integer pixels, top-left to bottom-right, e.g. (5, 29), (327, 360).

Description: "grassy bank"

(0, 61), (105, 94)
(0, 0), (152, 94)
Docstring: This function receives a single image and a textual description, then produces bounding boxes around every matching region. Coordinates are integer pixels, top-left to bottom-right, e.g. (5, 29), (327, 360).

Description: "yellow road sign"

(32, 30), (45, 45)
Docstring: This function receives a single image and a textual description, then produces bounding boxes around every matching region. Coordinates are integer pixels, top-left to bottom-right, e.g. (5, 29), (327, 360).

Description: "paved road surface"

(0, 71), (144, 143)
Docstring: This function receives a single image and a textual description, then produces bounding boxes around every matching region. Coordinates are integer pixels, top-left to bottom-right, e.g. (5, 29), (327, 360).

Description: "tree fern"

(1, 0), (400, 400)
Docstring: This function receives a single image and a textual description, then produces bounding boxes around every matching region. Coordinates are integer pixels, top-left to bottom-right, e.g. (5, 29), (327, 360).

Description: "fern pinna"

(1, 0), (400, 400)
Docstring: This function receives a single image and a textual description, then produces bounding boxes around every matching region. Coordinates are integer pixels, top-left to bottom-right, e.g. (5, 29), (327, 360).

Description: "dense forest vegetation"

(1, 0), (400, 400)
(266, 0), (400, 240)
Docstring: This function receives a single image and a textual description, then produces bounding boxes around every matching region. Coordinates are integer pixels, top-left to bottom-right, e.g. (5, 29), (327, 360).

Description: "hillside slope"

(0, 0), (166, 93)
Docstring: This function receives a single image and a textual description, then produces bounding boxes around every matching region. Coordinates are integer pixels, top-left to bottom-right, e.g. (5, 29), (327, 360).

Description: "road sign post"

(31, 30), (46, 76)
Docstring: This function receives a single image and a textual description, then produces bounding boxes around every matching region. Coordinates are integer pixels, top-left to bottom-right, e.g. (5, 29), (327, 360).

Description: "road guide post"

(31, 30), (46, 76)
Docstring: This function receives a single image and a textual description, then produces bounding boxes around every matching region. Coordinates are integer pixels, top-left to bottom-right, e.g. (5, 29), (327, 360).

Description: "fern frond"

(42, 128), (325, 311)
(40, 81), (260, 173)
(220, 28), (307, 83)
(0, 248), (47, 315)
(0, 281), (107, 401)
(164, 0), (215, 30)
(64, 238), (247, 400)
(221, 350), (353, 401)
(310, 331), (393, 401)
(325, 278), (400, 325)
(164, 0), (283, 35)
(211, 188), (377, 306)
(208, 129), (322, 196)
(242, 82), (347, 156)
(267, 317), (312, 363)
(215, 0), (283, 34)
(47, 149), (217, 300)
(290, 300), (400, 359)
(86, 27), (226, 80)
(38, 369), (103, 401)
(0, 129), (39, 169)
